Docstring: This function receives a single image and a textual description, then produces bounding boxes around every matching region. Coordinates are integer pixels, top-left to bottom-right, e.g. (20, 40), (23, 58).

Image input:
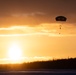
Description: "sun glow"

(8, 42), (23, 63)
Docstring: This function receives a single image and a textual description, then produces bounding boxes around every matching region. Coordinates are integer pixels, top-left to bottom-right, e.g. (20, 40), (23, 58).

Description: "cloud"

(0, 23), (76, 36)
(12, 12), (46, 17)
(0, 56), (53, 64)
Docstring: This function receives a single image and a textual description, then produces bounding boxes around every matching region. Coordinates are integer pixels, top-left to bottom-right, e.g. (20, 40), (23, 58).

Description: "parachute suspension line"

(59, 24), (62, 34)
(59, 24), (62, 29)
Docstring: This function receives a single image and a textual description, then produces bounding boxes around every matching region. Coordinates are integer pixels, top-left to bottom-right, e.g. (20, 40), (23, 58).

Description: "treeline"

(0, 58), (76, 71)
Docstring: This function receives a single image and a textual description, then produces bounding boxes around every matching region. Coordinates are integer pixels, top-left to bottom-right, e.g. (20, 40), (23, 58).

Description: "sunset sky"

(0, 0), (76, 64)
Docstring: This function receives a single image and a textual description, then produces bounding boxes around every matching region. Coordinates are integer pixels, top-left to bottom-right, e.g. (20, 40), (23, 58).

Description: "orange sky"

(0, 23), (76, 64)
(0, 0), (76, 64)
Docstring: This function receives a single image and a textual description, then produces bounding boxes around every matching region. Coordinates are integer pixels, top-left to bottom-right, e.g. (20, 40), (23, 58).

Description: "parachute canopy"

(55, 16), (67, 21)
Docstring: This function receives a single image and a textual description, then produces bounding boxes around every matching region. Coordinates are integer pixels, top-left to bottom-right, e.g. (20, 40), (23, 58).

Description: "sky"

(0, 0), (76, 26)
(0, 0), (76, 63)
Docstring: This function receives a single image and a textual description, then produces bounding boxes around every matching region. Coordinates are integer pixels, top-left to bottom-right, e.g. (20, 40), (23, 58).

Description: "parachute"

(55, 16), (67, 22)
(55, 16), (67, 34)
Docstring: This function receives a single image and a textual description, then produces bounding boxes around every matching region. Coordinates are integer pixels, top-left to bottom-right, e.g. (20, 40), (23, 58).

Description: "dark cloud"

(0, 0), (75, 14)
(0, 0), (76, 26)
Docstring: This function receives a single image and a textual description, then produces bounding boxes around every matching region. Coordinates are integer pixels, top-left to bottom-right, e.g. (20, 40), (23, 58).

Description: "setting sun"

(8, 42), (22, 63)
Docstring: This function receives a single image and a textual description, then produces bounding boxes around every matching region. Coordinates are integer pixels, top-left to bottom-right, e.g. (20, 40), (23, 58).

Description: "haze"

(0, 0), (76, 64)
